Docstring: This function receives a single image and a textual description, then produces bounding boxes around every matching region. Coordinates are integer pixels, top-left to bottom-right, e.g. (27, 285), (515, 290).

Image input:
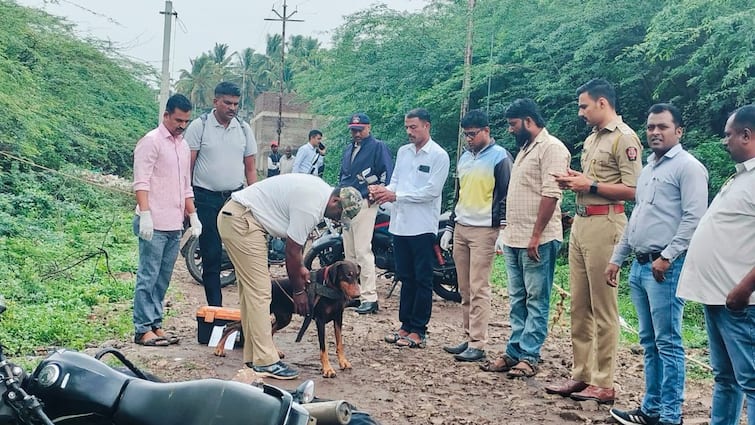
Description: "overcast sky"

(16, 0), (427, 80)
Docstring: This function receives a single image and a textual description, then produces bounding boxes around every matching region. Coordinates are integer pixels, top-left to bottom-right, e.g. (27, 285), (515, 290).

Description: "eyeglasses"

(463, 129), (482, 139)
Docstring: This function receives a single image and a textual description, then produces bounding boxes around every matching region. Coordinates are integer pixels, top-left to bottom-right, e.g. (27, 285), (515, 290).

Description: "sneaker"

(609, 408), (659, 425)
(249, 361), (299, 380)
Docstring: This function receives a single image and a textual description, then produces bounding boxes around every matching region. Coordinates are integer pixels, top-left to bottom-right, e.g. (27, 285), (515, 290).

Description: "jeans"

(132, 216), (181, 334)
(394, 233), (435, 337)
(705, 304), (755, 425)
(628, 257), (686, 424)
(194, 188), (231, 306)
(503, 240), (560, 363)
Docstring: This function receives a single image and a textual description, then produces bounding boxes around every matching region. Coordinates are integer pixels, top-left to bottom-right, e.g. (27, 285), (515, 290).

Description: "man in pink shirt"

(132, 93), (201, 346)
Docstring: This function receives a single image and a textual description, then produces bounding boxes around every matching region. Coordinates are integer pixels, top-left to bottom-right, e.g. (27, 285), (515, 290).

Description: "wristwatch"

(589, 181), (599, 194)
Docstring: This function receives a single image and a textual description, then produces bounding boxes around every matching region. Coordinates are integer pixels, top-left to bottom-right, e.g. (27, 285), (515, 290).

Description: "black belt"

(635, 251), (662, 264)
(194, 185), (242, 199)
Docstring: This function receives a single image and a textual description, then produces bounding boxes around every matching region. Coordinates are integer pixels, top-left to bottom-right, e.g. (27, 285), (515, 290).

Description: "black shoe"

(443, 341), (468, 355)
(454, 347), (486, 362)
(355, 301), (378, 314)
(609, 408), (659, 425)
(345, 299), (361, 309)
(248, 361), (299, 380)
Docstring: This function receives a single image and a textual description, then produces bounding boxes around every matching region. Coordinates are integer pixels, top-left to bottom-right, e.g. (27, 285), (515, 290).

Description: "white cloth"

(677, 157), (755, 305)
(279, 155), (295, 174)
(230, 174), (332, 245)
(386, 138), (450, 236)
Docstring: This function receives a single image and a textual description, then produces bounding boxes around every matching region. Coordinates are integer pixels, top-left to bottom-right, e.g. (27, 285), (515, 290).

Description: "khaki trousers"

(568, 210), (626, 388)
(453, 224), (498, 350)
(217, 200), (279, 366)
(342, 199), (379, 302)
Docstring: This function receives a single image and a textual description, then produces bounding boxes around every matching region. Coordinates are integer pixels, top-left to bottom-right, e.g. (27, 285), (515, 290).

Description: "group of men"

(131, 76), (755, 424)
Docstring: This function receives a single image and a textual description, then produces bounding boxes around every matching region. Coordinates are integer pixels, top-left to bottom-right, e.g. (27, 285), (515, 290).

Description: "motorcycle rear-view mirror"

(0, 295), (6, 315)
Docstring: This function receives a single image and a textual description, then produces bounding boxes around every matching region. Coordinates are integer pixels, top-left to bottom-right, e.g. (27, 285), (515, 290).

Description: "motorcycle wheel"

(432, 277), (461, 303)
(184, 236), (236, 287)
(304, 244), (345, 270)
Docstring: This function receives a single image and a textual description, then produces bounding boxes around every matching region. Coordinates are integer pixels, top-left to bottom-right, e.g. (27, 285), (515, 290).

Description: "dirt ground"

(100, 261), (720, 425)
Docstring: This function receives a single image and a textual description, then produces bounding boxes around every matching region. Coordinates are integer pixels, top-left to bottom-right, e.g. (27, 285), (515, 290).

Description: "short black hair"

(166, 93), (192, 113)
(214, 81), (241, 97)
(576, 78), (617, 109)
(648, 103), (684, 128)
(504, 98), (546, 128)
(460, 109), (489, 129)
(309, 129), (323, 139)
(730, 105), (755, 133)
(406, 108), (431, 124)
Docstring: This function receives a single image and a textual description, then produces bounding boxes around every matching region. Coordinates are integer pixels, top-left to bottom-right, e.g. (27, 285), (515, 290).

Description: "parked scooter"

(0, 298), (378, 425)
(303, 207), (461, 303)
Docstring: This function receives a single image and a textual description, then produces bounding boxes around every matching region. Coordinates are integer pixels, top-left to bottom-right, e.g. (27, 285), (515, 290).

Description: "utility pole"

(455, 0), (475, 193)
(158, 1), (176, 123)
(264, 0), (303, 146)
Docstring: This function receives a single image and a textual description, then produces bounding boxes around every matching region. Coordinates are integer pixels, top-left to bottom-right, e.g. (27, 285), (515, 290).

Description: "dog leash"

(294, 265), (333, 342)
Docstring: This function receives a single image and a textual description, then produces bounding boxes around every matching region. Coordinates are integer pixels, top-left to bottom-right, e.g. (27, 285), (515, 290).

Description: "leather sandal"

(134, 331), (169, 347)
(479, 354), (517, 372)
(506, 359), (538, 378)
(396, 333), (426, 349)
(384, 330), (408, 344)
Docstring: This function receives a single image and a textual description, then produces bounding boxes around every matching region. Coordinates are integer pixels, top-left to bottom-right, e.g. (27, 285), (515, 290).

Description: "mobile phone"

(318, 142), (326, 150)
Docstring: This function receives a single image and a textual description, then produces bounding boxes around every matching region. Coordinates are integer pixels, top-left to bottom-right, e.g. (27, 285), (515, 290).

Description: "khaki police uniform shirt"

(576, 116), (643, 206)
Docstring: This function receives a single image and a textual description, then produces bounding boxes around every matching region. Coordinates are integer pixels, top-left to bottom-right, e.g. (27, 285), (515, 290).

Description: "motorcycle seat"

(115, 378), (285, 425)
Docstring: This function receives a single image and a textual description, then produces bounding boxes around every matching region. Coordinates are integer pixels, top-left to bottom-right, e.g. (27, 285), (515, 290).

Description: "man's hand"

(553, 169), (591, 193)
(651, 257), (670, 283)
(605, 263), (620, 287)
(527, 235), (541, 262)
(292, 265), (310, 317)
(440, 230), (453, 251)
(726, 281), (754, 311)
(494, 229), (505, 255)
(369, 185), (396, 204)
(138, 210), (154, 241)
(189, 212), (202, 237)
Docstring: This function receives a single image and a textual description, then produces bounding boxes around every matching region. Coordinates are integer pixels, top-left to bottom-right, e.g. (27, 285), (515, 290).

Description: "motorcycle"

(0, 299), (378, 425)
(303, 208), (461, 303)
(180, 232), (287, 288)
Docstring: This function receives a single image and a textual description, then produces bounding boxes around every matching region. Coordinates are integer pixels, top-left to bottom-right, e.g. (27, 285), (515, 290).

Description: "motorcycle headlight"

(294, 379), (315, 404)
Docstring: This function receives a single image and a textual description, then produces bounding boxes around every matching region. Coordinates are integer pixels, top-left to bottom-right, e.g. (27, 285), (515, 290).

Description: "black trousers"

(194, 187), (236, 306)
(393, 233), (435, 337)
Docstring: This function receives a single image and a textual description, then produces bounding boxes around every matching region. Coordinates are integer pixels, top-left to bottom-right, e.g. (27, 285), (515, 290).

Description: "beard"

(515, 127), (531, 147)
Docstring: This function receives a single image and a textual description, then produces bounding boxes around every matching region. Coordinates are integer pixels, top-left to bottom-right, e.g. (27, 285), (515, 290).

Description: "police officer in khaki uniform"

(547, 79), (643, 404)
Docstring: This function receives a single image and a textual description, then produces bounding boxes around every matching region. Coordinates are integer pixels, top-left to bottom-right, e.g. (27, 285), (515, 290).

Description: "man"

(293, 129), (326, 177)
(677, 104), (755, 425)
(132, 93), (202, 346)
(218, 174), (362, 379)
(478, 99), (570, 376)
(548, 78), (643, 404)
(372, 108), (449, 347)
(606, 103), (708, 425)
(267, 141), (281, 177)
(279, 146), (295, 174)
(185, 81), (257, 307)
(440, 109), (512, 362)
(338, 113), (394, 314)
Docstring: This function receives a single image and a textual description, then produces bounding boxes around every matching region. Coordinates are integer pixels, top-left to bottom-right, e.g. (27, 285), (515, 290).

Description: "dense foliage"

(0, 1), (156, 354)
(295, 0), (754, 205)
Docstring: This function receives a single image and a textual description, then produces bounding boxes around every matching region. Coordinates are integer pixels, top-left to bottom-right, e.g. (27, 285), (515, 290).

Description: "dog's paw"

(213, 348), (227, 357)
(277, 350), (286, 359)
(339, 358), (352, 370)
(322, 367), (337, 378)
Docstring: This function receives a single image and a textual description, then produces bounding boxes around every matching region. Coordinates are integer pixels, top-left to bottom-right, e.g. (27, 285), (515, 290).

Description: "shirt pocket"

(649, 175), (678, 206)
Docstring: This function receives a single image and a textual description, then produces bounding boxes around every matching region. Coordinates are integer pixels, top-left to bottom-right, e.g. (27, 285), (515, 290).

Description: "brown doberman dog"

(214, 260), (361, 378)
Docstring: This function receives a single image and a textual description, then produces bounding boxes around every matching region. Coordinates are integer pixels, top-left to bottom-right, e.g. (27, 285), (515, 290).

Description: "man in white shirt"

(676, 104), (755, 425)
(293, 130), (326, 177)
(218, 174), (362, 380)
(371, 108), (450, 348)
(279, 146), (295, 174)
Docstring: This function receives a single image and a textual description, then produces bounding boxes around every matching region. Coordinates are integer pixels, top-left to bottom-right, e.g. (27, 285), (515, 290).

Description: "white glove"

(189, 212), (202, 237)
(138, 210), (154, 241)
(439, 230), (453, 251)
(494, 230), (505, 255)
